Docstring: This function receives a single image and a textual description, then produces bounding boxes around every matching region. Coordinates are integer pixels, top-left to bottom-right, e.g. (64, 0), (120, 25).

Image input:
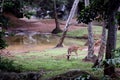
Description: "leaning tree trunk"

(52, 0), (62, 34)
(55, 0), (80, 47)
(92, 20), (107, 68)
(104, 12), (118, 77)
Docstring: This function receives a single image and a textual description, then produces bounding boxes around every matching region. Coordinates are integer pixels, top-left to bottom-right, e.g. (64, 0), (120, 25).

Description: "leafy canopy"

(77, 0), (120, 24)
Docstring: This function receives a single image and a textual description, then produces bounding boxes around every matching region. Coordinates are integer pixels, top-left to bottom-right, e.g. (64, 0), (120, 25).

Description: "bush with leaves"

(3, 0), (24, 18)
(0, 18), (23, 72)
(92, 48), (120, 69)
(0, 31), (7, 49)
(0, 15), (9, 30)
(0, 56), (23, 72)
(0, 31), (23, 72)
(117, 12), (120, 26)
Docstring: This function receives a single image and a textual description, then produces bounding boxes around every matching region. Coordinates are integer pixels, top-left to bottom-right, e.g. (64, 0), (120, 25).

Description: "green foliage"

(0, 23), (22, 72)
(112, 48), (120, 68)
(101, 75), (112, 80)
(23, 11), (36, 19)
(77, 7), (98, 24)
(0, 14), (9, 29)
(0, 31), (7, 49)
(91, 48), (120, 79)
(0, 56), (23, 72)
(94, 48), (120, 69)
(3, 0), (15, 8)
(102, 48), (120, 67)
(116, 12), (120, 26)
(38, 0), (68, 10)
(3, 0), (23, 11)
(75, 74), (91, 80)
(77, 0), (120, 24)
(3, 0), (24, 18)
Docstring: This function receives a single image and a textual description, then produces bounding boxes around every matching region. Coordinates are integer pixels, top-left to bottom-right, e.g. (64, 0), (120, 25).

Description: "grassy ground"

(8, 26), (120, 79)
(12, 48), (96, 79)
(117, 31), (120, 48)
(66, 26), (102, 38)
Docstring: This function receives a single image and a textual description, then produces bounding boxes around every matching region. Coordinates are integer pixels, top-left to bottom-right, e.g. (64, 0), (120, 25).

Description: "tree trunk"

(83, 0), (97, 62)
(87, 22), (94, 57)
(83, 22), (97, 62)
(84, 0), (90, 7)
(104, 12), (118, 77)
(52, 0), (62, 34)
(55, 26), (69, 47)
(92, 20), (107, 68)
(55, 0), (80, 47)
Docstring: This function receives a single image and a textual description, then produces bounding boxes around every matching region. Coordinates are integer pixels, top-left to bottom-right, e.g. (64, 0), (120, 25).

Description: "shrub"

(0, 56), (23, 72)
(0, 31), (7, 49)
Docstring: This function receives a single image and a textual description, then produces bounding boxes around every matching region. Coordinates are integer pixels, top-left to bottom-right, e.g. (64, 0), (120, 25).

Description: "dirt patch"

(2, 13), (87, 54)
(4, 13), (86, 33)
(0, 49), (12, 57)
(6, 45), (54, 54)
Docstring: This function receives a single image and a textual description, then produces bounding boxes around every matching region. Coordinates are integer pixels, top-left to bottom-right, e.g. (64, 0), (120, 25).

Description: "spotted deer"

(94, 39), (101, 46)
(67, 45), (82, 60)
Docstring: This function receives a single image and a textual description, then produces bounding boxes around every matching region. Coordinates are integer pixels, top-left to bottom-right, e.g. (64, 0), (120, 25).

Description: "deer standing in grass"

(67, 45), (82, 60)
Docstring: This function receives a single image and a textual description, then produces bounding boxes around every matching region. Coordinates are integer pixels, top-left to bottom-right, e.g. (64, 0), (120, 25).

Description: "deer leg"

(67, 51), (71, 60)
(75, 52), (78, 59)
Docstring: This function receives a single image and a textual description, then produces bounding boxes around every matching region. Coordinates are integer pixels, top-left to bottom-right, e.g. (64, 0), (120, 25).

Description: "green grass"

(63, 25), (120, 48)
(64, 38), (86, 46)
(117, 31), (120, 48)
(8, 26), (120, 79)
(11, 48), (95, 79)
(66, 26), (102, 37)
(13, 48), (90, 71)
